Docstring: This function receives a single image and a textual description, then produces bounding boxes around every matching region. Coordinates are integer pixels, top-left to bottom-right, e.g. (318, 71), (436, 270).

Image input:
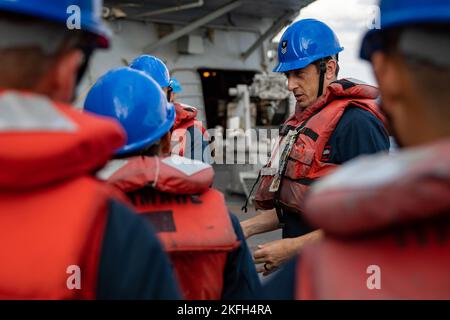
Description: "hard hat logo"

(66, 5), (81, 30)
(273, 19), (343, 73)
(281, 40), (288, 55)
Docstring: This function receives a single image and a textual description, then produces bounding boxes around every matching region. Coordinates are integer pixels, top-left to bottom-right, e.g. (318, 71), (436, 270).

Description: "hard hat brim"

(273, 47), (344, 73)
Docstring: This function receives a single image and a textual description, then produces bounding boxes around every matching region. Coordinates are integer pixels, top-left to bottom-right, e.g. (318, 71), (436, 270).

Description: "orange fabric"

(171, 252), (228, 300)
(255, 80), (386, 214)
(172, 102), (208, 157)
(106, 156), (239, 299)
(0, 90), (126, 190)
(296, 140), (450, 299)
(0, 90), (126, 299)
(297, 222), (450, 299)
(305, 140), (450, 236)
(0, 178), (111, 299)
(107, 156), (214, 195)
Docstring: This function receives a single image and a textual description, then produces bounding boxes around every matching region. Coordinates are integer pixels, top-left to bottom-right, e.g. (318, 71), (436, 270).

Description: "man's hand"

(240, 209), (280, 239)
(253, 230), (323, 276)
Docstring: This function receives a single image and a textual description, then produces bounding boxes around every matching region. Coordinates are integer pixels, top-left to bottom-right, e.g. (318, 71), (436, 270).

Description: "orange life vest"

(254, 79), (386, 215)
(171, 102), (209, 157)
(0, 90), (126, 299)
(102, 155), (239, 300)
(297, 139), (450, 299)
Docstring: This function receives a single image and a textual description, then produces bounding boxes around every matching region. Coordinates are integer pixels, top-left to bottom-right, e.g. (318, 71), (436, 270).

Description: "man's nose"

(287, 76), (297, 92)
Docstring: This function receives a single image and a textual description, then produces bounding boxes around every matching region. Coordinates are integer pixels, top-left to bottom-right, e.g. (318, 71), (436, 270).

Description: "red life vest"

(102, 155), (239, 300)
(297, 139), (450, 299)
(171, 102), (209, 157)
(254, 79), (386, 214)
(0, 90), (126, 299)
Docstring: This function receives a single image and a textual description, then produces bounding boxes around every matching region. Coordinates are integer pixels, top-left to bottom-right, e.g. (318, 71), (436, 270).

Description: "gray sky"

(275, 0), (379, 85)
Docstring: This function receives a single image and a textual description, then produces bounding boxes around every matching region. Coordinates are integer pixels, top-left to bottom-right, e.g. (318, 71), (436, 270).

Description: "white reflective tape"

(162, 155), (211, 176)
(261, 167), (277, 176)
(97, 160), (129, 181)
(0, 93), (77, 132)
(343, 78), (368, 85)
(312, 148), (429, 194)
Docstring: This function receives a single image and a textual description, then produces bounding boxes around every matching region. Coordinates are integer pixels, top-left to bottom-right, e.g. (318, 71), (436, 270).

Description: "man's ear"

(325, 59), (337, 81)
(38, 49), (83, 103)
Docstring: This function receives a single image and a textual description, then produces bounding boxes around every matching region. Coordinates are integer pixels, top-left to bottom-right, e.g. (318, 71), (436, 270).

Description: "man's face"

(371, 51), (420, 147)
(285, 63), (320, 110)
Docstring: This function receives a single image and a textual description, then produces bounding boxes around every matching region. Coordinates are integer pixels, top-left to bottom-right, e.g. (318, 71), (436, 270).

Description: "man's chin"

(295, 101), (309, 113)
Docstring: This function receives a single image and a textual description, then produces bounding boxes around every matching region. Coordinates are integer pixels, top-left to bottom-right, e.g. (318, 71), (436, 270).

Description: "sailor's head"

(273, 19), (343, 110)
(360, 0), (450, 147)
(130, 55), (180, 103)
(0, 0), (109, 103)
(84, 67), (176, 157)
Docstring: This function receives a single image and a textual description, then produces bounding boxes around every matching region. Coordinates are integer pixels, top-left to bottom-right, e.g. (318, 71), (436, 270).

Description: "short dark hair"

(0, 11), (96, 89)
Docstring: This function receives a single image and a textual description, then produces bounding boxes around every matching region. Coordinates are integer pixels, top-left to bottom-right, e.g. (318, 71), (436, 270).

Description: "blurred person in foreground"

(0, 0), (179, 299)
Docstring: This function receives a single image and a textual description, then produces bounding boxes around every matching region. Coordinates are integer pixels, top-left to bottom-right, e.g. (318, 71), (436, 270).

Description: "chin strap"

(317, 59), (327, 98)
(166, 87), (173, 102)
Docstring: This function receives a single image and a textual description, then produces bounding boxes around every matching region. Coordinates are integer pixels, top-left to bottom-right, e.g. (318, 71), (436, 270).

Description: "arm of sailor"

(254, 230), (323, 276)
(240, 208), (280, 239)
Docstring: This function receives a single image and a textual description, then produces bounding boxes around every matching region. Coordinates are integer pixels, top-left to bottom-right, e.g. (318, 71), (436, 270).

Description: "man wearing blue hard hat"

(0, 0), (180, 299)
(264, 0), (450, 299)
(85, 67), (261, 300)
(241, 18), (391, 275)
(170, 78), (183, 97)
(130, 55), (212, 164)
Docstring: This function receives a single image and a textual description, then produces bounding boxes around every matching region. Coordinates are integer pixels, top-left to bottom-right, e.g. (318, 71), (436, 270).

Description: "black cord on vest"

(241, 172), (261, 213)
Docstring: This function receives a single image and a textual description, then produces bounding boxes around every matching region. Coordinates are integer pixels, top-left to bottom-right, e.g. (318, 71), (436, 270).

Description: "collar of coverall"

(99, 155), (213, 195)
(295, 78), (379, 122)
(0, 90), (125, 190)
(304, 137), (450, 237)
(173, 102), (198, 129)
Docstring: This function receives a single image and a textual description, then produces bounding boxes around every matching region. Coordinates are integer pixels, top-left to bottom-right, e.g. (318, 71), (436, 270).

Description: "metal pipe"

(241, 10), (297, 60)
(123, 16), (261, 34)
(135, 0), (204, 18)
(143, 0), (244, 53)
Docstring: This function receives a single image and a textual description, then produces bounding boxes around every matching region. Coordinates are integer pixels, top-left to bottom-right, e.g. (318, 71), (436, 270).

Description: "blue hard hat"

(129, 55), (171, 88)
(169, 78), (183, 94)
(0, 0), (110, 48)
(360, 0), (450, 60)
(84, 67), (176, 156)
(273, 19), (344, 73)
